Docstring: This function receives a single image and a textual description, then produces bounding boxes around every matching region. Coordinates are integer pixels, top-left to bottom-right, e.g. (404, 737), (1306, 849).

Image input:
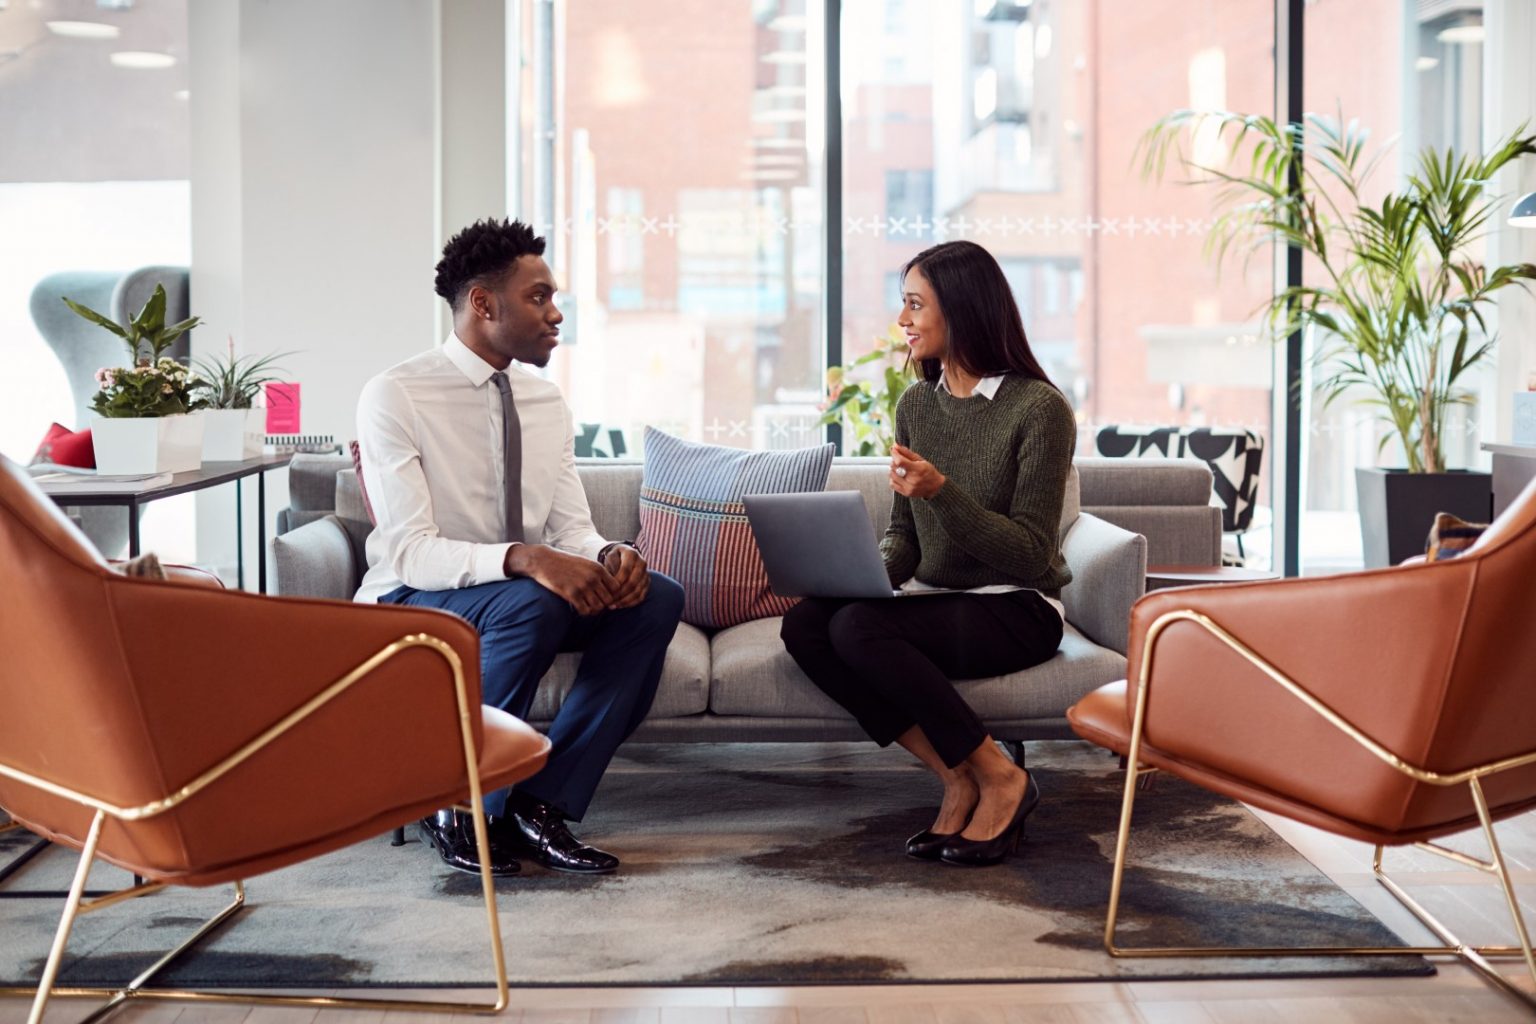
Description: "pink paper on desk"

(265, 382), (301, 433)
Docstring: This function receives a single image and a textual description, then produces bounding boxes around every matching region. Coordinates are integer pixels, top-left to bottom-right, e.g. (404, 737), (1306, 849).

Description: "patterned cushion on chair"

(1425, 512), (1488, 562)
(1095, 425), (1264, 533)
(635, 427), (834, 629)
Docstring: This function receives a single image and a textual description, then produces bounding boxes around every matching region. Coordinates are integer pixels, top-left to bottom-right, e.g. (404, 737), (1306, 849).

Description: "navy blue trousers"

(383, 571), (684, 820)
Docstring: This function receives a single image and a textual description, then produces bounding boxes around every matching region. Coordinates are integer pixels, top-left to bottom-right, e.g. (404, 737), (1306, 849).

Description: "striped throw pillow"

(1425, 511), (1488, 561)
(636, 427), (834, 629)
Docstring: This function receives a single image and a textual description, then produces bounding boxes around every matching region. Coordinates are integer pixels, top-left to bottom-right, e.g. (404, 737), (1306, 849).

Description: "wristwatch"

(597, 540), (637, 563)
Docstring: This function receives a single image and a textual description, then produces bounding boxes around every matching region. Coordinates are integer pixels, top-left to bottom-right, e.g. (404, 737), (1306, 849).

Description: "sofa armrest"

(1060, 511), (1146, 655)
(161, 563), (225, 588)
(271, 514), (365, 600)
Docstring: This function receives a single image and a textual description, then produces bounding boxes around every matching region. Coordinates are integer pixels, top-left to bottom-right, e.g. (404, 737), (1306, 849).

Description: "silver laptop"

(744, 491), (958, 599)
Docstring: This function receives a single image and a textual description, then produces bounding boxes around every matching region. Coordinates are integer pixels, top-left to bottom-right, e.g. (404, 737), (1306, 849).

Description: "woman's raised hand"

(890, 444), (946, 499)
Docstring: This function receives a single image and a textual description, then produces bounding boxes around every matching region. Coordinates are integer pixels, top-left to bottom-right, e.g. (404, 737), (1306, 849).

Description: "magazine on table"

(27, 464), (175, 492)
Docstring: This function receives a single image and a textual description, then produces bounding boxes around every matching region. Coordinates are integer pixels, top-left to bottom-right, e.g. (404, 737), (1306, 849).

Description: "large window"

(513, 1), (826, 455)
(1299, 0), (1487, 574)
(0, 0), (193, 560)
(841, 0), (1277, 567)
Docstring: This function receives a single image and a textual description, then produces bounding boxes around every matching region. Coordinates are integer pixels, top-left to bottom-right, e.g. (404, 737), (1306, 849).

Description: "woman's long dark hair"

(901, 240), (1059, 391)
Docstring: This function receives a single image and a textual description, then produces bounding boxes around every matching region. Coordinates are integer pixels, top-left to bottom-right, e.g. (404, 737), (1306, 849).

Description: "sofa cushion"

(578, 460), (644, 541)
(635, 428), (834, 629)
(708, 616), (1126, 721)
(528, 621), (710, 721)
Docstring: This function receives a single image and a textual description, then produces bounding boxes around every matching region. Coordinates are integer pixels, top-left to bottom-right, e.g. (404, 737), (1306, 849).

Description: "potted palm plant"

(1139, 112), (1536, 565)
(194, 339), (291, 461)
(65, 284), (206, 475)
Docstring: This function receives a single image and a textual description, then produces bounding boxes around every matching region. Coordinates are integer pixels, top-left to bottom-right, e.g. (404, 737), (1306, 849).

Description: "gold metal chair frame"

(0, 632), (515, 1024)
(1105, 609), (1536, 1011)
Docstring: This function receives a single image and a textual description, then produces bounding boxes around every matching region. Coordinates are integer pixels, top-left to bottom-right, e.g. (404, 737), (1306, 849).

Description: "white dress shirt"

(937, 370), (1007, 400)
(354, 334), (610, 604)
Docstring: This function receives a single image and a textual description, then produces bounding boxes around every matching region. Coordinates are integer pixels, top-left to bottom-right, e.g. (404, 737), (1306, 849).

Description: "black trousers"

(780, 590), (1064, 769)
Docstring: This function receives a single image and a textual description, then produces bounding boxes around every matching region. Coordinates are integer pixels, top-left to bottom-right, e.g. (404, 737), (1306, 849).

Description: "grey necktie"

(490, 371), (524, 543)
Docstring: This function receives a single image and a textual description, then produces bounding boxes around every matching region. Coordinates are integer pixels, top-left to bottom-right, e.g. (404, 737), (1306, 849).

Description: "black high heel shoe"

(905, 828), (960, 860)
(937, 773), (1040, 867)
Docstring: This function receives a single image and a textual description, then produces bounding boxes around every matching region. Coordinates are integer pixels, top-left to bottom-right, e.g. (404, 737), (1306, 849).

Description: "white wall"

(190, 0), (451, 585)
(439, 0), (510, 339)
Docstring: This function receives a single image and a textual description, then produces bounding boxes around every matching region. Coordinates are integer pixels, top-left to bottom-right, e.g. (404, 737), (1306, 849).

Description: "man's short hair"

(434, 218), (547, 312)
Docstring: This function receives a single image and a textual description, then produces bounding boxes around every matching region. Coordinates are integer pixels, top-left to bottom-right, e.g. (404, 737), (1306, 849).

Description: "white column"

(190, 0), (443, 586)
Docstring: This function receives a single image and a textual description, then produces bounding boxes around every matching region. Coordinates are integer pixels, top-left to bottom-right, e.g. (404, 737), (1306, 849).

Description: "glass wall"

(0, 0), (192, 558)
(1299, 0), (1486, 574)
(515, 0), (1277, 563)
(841, 0), (1277, 567)
(512, 0), (827, 455)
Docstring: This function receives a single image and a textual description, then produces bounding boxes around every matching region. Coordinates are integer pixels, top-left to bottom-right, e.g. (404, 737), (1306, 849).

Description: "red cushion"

(348, 439), (377, 526)
(33, 423), (96, 468)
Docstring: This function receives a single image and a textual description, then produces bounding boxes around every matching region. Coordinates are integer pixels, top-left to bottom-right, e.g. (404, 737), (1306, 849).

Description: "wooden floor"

(5, 810), (1535, 1023)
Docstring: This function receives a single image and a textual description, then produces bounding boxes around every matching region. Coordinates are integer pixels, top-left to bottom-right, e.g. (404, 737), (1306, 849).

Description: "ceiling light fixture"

(46, 20), (121, 39)
(767, 15), (806, 32)
(110, 51), (177, 69)
(1414, 55), (1440, 71)
(761, 50), (806, 64)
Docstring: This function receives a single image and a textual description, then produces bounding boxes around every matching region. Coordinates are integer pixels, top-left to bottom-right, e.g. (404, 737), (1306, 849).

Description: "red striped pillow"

(635, 428), (834, 629)
(348, 439), (377, 525)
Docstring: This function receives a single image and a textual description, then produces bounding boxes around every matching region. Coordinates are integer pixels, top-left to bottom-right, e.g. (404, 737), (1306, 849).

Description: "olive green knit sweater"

(880, 375), (1076, 597)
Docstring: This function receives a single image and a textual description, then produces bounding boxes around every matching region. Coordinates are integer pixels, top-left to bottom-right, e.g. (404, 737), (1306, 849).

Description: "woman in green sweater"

(781, 240), (1075, 867)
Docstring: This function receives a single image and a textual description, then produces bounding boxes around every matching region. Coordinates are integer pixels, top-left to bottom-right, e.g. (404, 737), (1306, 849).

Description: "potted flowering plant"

(194, 337), (291, 460)
(64, 283), (207, 474)
(819, 324), (917, 456)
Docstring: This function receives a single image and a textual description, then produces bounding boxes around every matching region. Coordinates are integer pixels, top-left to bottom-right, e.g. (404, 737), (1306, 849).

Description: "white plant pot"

(91, 413), (205, 476)
(201, 408), (264, 462)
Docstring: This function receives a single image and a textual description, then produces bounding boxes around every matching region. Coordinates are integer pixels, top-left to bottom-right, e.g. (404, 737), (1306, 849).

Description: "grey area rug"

(0, 741), (1428, 987)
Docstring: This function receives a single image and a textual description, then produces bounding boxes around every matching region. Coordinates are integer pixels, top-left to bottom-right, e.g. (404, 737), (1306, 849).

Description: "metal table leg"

(127, 504), (141, 558)
(236, 478), (245, 590)
(258, 470), (268, 594)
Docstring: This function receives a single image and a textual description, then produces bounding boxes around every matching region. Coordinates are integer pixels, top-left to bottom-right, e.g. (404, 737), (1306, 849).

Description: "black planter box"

(1355, 467), (1493, 568)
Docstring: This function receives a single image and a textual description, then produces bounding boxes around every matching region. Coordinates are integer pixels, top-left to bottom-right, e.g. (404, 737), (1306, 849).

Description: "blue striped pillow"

(635, 427), (834, 628)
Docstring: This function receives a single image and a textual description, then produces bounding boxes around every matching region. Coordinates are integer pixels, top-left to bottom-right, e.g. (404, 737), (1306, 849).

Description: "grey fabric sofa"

(272, 455), (1220, 745)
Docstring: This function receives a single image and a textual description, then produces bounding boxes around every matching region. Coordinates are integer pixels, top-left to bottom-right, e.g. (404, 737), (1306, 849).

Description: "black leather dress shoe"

(905, 828), (960, 861)
(419, 809), (521, 877)
(506, 798), (619, 874)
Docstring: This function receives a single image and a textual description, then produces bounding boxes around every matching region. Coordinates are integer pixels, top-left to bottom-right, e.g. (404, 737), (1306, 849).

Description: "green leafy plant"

(90, 360), (205, 418)
(194, 337), (292, 409)
(1139, 111), (1536, 473)
(64, 283), (200, 368)
(818, 324), (917, 456)
(63, 284), (207, 419)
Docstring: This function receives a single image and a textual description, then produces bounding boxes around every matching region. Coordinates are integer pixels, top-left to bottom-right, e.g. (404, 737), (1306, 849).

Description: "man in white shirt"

(355, 218), (684, 877)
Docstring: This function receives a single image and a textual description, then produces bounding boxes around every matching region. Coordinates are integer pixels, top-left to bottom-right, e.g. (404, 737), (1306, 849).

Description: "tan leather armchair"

(0, 457), (550, 1021)
(1068, 475), (1536, 1011)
